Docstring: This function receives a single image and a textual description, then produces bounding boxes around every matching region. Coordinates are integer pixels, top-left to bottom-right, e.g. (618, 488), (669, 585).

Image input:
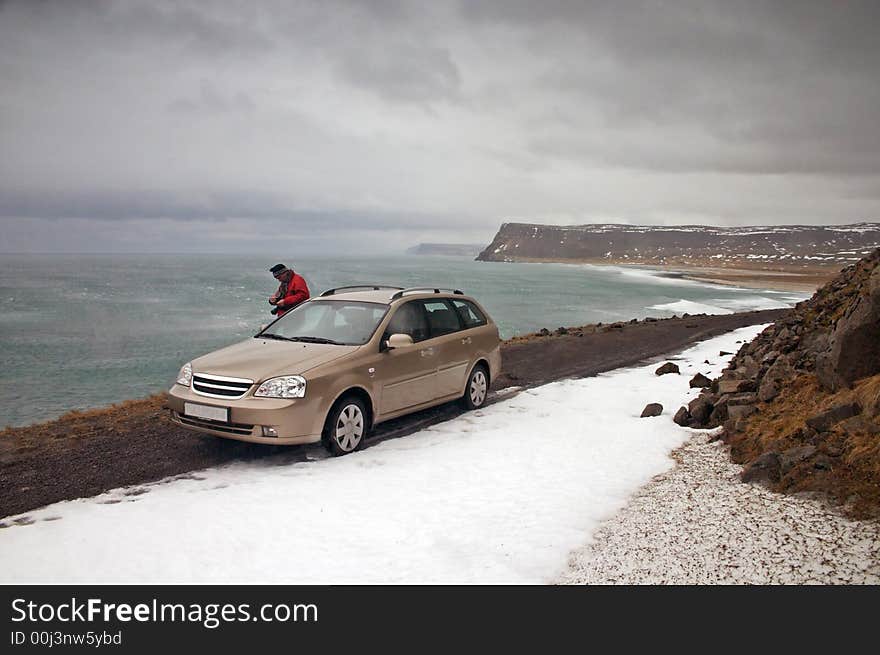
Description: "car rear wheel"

(323, 397), (368, 456)
(461, 364), (489, 410)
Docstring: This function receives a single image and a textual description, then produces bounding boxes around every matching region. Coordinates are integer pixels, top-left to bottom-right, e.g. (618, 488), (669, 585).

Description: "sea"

(0, 254), (806, 428)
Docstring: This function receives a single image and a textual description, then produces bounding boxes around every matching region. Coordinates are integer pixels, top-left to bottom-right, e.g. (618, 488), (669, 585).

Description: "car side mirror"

(385, 333), (414, 350)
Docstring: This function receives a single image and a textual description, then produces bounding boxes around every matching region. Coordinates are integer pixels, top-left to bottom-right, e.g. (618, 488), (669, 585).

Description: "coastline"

(479, 256), (838, 293)
(1, 309), (788, 519)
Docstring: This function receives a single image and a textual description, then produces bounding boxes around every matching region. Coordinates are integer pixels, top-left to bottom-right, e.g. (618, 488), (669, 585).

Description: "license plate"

(184, 402), (229, 423)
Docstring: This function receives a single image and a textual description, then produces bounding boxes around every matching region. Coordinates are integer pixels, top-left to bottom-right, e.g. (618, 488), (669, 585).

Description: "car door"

(377, 301), (438, 415)
(420, 299), (470, 398)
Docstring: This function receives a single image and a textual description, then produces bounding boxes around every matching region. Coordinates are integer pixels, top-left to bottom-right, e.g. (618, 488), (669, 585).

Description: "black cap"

(269, 264), (288, 275)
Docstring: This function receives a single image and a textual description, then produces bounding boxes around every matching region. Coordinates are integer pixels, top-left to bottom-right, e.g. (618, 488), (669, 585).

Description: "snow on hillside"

(0, 326), (768, 584)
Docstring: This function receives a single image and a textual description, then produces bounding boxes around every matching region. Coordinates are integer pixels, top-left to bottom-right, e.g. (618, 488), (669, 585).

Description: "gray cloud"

(1, 0), (879, 252)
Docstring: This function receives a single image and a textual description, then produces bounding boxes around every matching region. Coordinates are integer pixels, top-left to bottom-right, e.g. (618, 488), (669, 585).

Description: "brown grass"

(728, 373), (880, 518)
(0, 394), (169, 453)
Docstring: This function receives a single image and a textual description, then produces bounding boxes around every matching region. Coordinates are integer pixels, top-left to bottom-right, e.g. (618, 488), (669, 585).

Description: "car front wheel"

(324, 397), (368, 456)
(461, 364), (489, 410)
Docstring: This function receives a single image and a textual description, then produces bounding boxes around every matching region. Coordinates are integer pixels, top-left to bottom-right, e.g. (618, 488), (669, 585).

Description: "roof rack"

(319, 285), (404, 297)
(390, 287), (465, 300)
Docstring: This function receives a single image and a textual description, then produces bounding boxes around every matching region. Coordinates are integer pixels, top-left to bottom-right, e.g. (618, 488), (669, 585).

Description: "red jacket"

(274, 273), (310, 317)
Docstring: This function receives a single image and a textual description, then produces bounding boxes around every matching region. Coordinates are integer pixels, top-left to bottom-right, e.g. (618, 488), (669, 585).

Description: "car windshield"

(258, 300), (389, 346)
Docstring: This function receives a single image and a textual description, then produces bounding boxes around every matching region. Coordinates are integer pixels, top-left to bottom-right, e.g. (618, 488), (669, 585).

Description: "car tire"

(461, 364), (489, 410)
(323, 396), (369, 456)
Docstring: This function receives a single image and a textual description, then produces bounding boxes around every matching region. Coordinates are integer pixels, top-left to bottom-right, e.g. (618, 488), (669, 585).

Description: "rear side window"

(422, 300), (462, 337)
(385, 301), (430, 342)
(452, 300), (487, 328)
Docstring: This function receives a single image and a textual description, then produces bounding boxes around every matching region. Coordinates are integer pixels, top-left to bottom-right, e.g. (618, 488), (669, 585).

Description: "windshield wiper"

(287, 336), (344, 345)
(255, 333), (296, 341)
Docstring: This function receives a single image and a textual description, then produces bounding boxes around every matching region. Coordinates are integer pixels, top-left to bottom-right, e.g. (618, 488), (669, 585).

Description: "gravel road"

(559, 434), (880, 584)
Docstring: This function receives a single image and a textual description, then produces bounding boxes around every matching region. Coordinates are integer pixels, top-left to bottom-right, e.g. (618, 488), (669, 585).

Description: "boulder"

(687, 396), (714, 425)
(539, 328), (550, 336)
(780, 445), (817, 475)
(816, 266), (880, 391)
(555, 326), (569, 335)
(757, 377), (780, 402)
(655, 362), (680, 376)
(805, 402), (862, 432)
(719, 350), (733, 356)
(718, 379), (753, 395)
(728, 404), (758, 421)
(640, 403), (663, 418)
(726, 392), (758, 407)
(689, 373), (712, 388)
(741, 452), (781, 483)
(673, 406), (692, 426)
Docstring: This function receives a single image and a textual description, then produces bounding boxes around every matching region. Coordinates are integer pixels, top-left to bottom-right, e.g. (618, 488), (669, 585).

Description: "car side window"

(452, 299), (487, 328)
(384, 301), (430, 343)
(421, 299), (463, 338)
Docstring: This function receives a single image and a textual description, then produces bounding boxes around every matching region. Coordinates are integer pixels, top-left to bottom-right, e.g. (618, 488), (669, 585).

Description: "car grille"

(192, 373), (253, 399)
(177, 414), (255, 436)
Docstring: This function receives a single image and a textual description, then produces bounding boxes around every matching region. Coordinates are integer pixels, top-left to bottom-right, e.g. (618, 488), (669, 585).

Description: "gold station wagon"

(168, 286), (502, 455)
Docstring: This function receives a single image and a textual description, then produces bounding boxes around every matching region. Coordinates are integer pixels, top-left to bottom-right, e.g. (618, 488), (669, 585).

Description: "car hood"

(192, 338), (358, 381)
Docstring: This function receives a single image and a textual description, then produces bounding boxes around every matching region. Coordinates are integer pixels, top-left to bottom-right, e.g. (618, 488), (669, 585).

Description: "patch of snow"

(0, 327), (767, 584)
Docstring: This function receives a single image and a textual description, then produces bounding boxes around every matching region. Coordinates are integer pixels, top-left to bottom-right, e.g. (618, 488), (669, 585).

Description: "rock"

(728, 404), (758, 421)
(687, 396), (714, 425)
(640, 403), (663, 417)
(780, 445), (817, 474)
(726, 392), (758, 406)
(757, 377), (780, 402)
(817, 266), (880, 391)
(689, 373), (712, 388)
(655, 362), (680, 376)
(709, 401), (728, 424)
(555, 326), (568, 335)
(741, 452), (781, 483)
(673, 406), (692, 426)
(719, 350), (733, 356)
(761, 350), (781, 365)
(539, 328), (550, 336)
(718, 379), (753, 395)
(813, 454), (834, 471)
(805, 402), (862, 432)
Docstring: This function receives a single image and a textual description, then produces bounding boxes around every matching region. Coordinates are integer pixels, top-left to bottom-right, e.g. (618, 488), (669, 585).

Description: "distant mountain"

(476, 222), (880, 267)
(406, 243), (486, 257)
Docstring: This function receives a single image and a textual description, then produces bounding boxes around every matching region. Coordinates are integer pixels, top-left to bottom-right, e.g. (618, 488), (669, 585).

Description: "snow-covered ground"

(0, 326), (766, 584)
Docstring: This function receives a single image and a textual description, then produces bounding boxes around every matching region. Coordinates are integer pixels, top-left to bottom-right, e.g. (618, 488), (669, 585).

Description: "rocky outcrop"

(816, 266), (880, 391)
(672, 248), (880, 515)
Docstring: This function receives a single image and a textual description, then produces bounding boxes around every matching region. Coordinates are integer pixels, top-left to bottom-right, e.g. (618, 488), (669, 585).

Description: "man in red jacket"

(268, 263), (310, 317)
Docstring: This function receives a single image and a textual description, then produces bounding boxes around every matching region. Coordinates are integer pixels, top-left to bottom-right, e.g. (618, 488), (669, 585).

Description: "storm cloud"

(1, 0), (879, 253)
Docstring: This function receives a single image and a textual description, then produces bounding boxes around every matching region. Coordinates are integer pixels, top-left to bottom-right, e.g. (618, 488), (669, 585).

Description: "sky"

(1, 0), (879, 254)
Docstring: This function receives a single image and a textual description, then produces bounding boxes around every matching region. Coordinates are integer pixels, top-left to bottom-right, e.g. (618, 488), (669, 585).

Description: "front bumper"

(167, 384), (325, 445)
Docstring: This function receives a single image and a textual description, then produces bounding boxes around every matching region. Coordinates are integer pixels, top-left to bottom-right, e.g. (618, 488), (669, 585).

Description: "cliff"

(477, 222), (880, 268)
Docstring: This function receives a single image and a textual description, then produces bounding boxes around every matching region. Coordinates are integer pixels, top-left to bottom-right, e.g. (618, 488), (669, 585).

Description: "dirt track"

(0, 309), (788, 519)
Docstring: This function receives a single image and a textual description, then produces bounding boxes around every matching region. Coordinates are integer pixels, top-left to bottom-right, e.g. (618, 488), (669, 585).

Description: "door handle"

(420, 347), (434, 357)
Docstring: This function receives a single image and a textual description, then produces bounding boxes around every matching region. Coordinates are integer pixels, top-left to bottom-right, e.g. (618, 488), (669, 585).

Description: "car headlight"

(255, 375), (307, 399)
(176, 362), (193, 387)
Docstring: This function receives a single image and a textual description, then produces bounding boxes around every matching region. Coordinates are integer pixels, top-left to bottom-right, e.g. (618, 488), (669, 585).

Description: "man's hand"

(268, 295), (278, 305)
